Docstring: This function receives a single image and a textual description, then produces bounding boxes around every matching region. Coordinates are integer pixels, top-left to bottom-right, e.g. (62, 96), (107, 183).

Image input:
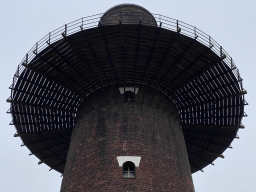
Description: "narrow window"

(123, 161), (135, 178)
(125, 91), (134, 101)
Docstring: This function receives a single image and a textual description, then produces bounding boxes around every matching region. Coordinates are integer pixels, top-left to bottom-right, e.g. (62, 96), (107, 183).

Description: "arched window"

(123, 161), (135, 178)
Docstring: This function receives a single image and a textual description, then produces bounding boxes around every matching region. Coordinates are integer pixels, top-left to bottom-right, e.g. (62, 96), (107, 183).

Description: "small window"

(125, 91), (134, 101)
(123, 161), (135, 178)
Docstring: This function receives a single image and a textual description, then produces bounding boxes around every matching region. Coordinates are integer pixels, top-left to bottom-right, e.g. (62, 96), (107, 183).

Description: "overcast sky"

(0, 0), (255, 191)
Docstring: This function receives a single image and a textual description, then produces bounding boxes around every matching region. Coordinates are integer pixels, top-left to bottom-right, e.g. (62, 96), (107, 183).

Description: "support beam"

(11, 72), (80, 105)
(158, 42), (209, 108)
(182, 124), (245, 129)
(142, 28), (181, 103)
(22, 63), (81, 98)
(99, 23), (118, 102)
(167, 44), (212, 89)
(141, 22), (162, 85)
(21, 135), (70, 146)
(99, 24), (118, 84)
(7, 99), (75, 114)
(172, 54), (226, 93)
(83, 31), (111, 86)
(30, 143), (69, 156)
(180, 103), (244, 120)
(188, 154), (214, 166)
(174, 64), (239, 102)
(62, 33), (103, 106)
(49, 160), (66, 171)
(178, 90), (247, 110)
(119, 21), (127, 102)
(185, 136), (237, 150)
(82, 29), (110, 105)
(179, 76), (242, 105)
(133, 20), (142, 98)
(8, 86), (77, 112)
(47, 39), (97, 96)
(190, 163), (204, 173)
(13, 125), (73, 137)
(33, 51), (89, 100)
(187, 144), (224, 158)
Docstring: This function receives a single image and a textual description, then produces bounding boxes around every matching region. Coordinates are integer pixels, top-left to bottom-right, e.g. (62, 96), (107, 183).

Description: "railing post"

(26, 53), (28, 65)
(65, 24), (67, 36)
(231, 57), (234, 69)
(81, 17), (83, 30)
(35, 42), (38, 54)
(48, 32), (51, 44)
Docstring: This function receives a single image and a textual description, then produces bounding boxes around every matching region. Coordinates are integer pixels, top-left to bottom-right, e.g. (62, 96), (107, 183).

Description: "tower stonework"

(60, 87), (194, 191)
(8, 3), (247, 192)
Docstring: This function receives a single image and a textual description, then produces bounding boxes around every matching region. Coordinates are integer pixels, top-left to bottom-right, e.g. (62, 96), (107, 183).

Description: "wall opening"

(125, 91), (134, 101)
(123, 161), (135, 178)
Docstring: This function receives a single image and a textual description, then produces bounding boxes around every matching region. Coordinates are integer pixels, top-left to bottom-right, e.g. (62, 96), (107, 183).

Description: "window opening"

(125, 91), (134, 101)
(123, 161), (135, 178)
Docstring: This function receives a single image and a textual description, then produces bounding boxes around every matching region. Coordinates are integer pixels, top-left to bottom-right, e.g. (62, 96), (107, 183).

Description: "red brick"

(60, 87), (195, 192)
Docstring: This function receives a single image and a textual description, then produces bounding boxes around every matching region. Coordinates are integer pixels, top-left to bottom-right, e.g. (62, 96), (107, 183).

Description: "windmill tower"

(8, 4), (247, 191)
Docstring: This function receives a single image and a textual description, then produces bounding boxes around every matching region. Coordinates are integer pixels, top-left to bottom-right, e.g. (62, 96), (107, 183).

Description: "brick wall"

(60, 86), (195, 192)
(100, 4), (157, 26)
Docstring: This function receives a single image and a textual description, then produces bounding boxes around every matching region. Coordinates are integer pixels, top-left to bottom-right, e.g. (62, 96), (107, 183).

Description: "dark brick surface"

(60, 87), (195, 192)
(100, 4), (157, 26)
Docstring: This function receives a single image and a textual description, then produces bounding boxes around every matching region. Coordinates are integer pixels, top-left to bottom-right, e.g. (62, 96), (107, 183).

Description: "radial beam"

(183, 124), (245, 129)
(7, 99), (75, 114)
(49, 160), (66, 171)
(22, 63), (81, 98)
(187, 144), (224, 158)
(141, 28), (181, 103)
(119, 21), (127, 101)
(179, 90), (247, 110)
(133, 20), (142, 98)
(99, 23), (118, 84)
(173, 55), (226, 93)
(141, 22), (162, 85)
(174, 64), (239, 101)
(62, 33), (104, 106)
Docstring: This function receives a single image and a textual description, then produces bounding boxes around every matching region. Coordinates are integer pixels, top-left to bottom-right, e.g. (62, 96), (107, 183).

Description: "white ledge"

(119, 87), (139, 94)
(117, 156), (141, 167)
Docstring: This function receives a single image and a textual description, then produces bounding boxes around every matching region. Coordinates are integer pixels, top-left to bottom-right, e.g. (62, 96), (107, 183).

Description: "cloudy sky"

(0, 0), (255, 191)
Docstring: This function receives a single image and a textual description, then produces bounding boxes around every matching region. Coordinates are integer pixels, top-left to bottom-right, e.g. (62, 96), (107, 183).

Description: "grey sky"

(1, 0), (255, 191)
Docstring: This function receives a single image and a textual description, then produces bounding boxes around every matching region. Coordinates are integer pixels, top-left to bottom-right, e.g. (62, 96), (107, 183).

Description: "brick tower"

(8, 4), (246, 192)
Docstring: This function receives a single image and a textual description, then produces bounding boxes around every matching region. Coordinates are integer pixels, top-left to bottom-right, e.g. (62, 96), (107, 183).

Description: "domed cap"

(99, 4), (157, 26)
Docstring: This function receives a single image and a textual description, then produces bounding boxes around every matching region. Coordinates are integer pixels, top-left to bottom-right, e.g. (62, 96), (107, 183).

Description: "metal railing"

(12, 13), (245, 98)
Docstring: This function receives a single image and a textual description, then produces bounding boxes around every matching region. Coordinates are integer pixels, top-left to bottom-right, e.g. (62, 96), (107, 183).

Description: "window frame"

(123, 161), (136, 179)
